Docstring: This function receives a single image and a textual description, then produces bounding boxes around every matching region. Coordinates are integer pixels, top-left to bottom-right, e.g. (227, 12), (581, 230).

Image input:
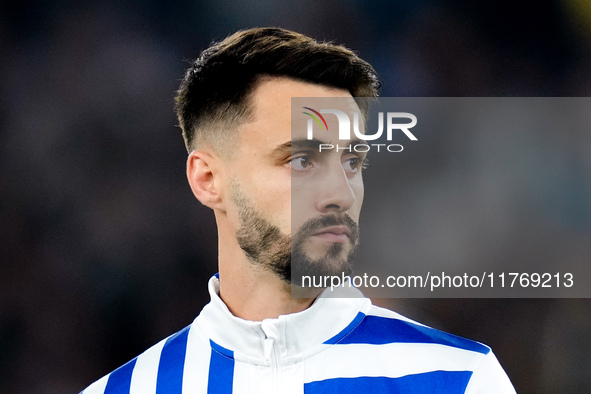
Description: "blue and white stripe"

(82, 277), (515, 393)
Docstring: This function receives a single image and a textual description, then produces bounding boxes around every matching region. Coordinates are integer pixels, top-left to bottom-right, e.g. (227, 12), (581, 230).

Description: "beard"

(231, 181), (359, 287)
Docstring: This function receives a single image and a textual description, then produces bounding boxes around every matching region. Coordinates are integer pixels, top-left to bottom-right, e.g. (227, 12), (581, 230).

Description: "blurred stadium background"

(1, 0), (590, 392)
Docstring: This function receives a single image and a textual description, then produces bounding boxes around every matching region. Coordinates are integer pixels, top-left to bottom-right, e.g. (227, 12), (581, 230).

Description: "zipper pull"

(261, 320), (279, 361)
(263, 337), (274, 360)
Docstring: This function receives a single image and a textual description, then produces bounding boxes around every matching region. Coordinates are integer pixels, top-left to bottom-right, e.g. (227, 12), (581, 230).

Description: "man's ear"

(186, 150), (223, 210)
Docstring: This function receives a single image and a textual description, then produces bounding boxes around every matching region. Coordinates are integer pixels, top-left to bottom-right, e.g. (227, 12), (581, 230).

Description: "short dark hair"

(175, 27), (380, 152)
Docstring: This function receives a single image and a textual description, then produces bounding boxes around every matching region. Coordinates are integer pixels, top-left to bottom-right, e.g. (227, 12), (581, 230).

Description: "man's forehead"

(290, 96), (364, 144)
(237, 77), (358, 146)
(249, 77), (354, 120)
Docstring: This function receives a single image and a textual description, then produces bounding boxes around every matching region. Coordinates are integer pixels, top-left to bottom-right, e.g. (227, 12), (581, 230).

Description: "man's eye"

(343, 157), (366, 172)
(290, 156), (312, 171)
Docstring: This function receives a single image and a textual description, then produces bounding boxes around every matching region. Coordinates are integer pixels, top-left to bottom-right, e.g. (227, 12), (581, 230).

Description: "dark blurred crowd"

(1, 0), (590, 393)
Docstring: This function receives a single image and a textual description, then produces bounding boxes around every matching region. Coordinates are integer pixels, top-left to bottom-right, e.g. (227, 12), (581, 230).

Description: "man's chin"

(299, 239), (354, 260)
(289, 257), (354, 287)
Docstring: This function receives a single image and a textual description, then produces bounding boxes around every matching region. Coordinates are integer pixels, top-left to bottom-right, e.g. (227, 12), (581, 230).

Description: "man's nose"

(315, 163), (356, 213)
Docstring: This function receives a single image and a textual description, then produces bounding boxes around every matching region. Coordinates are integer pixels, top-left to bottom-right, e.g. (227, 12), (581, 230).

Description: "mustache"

(293, 214), (359, 245)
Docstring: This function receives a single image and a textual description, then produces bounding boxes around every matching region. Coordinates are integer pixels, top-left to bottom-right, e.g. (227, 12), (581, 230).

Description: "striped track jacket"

(82, 275), (516, 393)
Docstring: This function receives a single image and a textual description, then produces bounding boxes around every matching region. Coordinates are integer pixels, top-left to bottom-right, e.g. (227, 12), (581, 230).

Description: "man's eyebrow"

(272, 138), (327, 153)
(272, 138), (368, 153)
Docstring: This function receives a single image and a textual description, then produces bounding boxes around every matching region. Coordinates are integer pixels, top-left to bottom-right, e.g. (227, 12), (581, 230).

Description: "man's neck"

(215, 213), (321, 321)
(217, 259), (318, 321)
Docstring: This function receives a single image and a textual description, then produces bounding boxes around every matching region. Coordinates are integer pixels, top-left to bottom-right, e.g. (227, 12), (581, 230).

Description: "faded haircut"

(175, 27), (380, 153)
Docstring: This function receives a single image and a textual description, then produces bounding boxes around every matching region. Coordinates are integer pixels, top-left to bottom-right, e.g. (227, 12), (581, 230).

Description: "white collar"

(195, 275), (371, 365)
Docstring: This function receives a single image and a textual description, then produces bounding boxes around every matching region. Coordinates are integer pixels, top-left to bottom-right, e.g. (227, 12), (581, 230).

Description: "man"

(83, 27), (515, 393)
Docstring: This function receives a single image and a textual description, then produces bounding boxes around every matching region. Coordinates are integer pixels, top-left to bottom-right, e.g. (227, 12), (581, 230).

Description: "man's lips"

(311, 225), (351, 243)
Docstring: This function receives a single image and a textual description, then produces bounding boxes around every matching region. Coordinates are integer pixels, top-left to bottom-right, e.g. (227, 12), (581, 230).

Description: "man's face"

(223, 77), (365, 285)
